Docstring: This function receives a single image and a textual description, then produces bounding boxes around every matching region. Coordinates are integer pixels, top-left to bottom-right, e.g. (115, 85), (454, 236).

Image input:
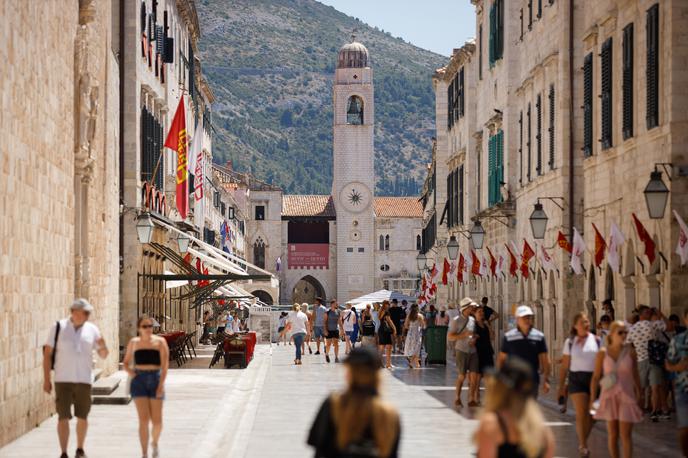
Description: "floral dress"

(404, 318), (423, 357)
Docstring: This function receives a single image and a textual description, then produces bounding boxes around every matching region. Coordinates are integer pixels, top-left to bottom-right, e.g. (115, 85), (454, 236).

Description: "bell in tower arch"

(346, 96), (364, 125)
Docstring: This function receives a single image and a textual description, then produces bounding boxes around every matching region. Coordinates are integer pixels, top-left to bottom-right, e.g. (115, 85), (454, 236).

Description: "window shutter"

(520, 9), (524, 40)
(646, 4), (659, 129)
(488, 136), (495, 206)
(622, 23), (634, 139)
(479, 25), (483, 80)
(459, 166), (464, 225)
(496, 131), (504, 203)
(519, 111), (523, 184)
(548, 85), (555, 169)
(528, 0), (533, 30)
(537, 0), (542, 19)
(453, 73), (459, 122)
(447, 80), (454, 129)
(489, 4), (495, 66)
(536, 94), (542, 175)
(601, 38), (613, 150)
(140, 2), (147, 35)
(458, 68), (465, 118)
(447, 173), (453, 227)
(498, 0), (504, 59)
(527, 103), (532, 180)
(454, 168), (459, 226)
(583, 53), (593, 156)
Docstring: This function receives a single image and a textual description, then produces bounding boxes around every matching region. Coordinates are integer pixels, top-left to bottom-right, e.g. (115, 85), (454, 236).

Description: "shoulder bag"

(599, 346), (627, 391)
(50, 320), (61, 370)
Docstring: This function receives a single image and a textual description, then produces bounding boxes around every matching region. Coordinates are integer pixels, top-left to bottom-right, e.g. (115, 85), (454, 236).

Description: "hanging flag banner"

(570, 227), (586, 275)
(505, 244), (518, 277)
(607, 222), (625, 273)
(471, 250), (481, 276)
(632, 213), (656, 264)
(538, 243), (557, 273)
(496, 249), (505, 278)
(457, 253), (466, 283)
(487, 247), (497, 278)
(480, 255), (489, 278)
(442, 258), (450, 285)
(592, 223), (607, 268)
(557, 231), (572, 253)
(674, 210), (688, 266)
(188, 120), (205, 225)
(521, 240), (535, 278)
(164, 95), (189, 220)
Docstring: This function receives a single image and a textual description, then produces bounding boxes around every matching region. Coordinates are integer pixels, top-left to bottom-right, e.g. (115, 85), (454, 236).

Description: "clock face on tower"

(339, 182), (371, 213)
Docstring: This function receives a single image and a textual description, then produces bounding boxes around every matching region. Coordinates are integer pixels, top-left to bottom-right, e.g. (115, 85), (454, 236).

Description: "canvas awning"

(348, 289), (417, 310)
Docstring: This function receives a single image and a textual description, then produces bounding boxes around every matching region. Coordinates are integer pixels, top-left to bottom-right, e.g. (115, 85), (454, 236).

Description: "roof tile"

(373, 197), (423, 218)
(282, 195), (336, 217)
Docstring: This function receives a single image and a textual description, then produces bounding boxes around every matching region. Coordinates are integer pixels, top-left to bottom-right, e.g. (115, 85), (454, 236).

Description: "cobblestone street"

(0, 343), (680, 457)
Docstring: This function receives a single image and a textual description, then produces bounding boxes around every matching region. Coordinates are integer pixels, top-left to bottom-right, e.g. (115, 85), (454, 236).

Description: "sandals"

(578, 446), (590, 457)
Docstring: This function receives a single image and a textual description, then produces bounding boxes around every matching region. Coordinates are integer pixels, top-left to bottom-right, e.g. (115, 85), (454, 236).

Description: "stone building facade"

(424, 0), (688, 365)
(0, 0), (120, 445)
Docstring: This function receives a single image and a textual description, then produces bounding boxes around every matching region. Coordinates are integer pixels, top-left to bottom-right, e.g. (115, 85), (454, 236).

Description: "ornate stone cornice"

(442, 42), (476, 82)
(485, 112), (503, 135)
(177, 0), (201, 49)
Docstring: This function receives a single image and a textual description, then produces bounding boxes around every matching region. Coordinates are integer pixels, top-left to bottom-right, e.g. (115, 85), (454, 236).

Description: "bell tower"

(332, 38), (375, 302)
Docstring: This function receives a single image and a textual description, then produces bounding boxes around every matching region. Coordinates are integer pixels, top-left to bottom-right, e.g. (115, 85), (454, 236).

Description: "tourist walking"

(389, 299), (405, 353)
(590, 320), (643, 458)
(313, 297), (327, 355)
(626, 305), (668, 419)
(277, 312), (289, 345)
(403, 304), (425, 368)
(435, 306), (450, 326)
(307, 346), (401, 458)
(424, 304), (438, 327)
(285, 303), (310, 365)
(360, 304), (377, 347)
(343, 303), (358, 354)
(200, 310), (211, 345)
(302, 303), (313, 355)
(480, 296), (500, 325)
(474, 305), (494, 405)
(448, 298), (479, 407)
(378, 301), (397, 369)
(474, 357), (555, 458)
(557, 312), (600, 457)
(498, 305), (550, 397)
(666, 308), (688, 456)
(324, 300), (343, 363)
(43, 299), (109, 458)
(122, 315), (170, 458)
(372, 302), (381, 332)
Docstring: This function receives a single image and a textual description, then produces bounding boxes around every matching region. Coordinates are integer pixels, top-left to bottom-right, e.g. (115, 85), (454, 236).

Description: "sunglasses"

(140, 324), (154, 329)
(617, 330), (628, 335)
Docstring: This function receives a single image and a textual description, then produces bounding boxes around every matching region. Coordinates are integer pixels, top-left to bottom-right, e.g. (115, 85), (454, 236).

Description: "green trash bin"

(424, 325), (448, 365)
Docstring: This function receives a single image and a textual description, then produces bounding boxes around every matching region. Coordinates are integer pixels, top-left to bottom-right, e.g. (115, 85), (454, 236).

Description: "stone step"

(91, 375), (120, 395)
(93, 368), (103, 381)
(92, 372), (130, 405)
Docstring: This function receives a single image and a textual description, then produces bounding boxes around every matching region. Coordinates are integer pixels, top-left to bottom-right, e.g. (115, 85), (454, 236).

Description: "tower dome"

(337, 41), (369, 69)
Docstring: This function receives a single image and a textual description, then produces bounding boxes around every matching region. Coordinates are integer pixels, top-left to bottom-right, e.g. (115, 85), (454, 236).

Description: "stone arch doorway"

(251, 290), (274, 305)
(292, 275), (326, 305)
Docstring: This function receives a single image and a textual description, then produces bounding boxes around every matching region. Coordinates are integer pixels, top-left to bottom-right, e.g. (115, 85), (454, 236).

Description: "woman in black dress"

(377, 301), (397, 369)
(474, 306), (494, 405)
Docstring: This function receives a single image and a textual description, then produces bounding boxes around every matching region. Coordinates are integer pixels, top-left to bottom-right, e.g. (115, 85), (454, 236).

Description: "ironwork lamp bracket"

(536, 196), (566, 210)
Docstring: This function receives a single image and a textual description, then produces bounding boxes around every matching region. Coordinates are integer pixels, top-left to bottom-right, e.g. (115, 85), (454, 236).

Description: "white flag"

(570, 227), (586, 275)
(674, 210), (688, 266)
(189, 122), (205, 225)
(509, 240), (522, 264)
(480, 255), (489, 277)
(496, 249), (505, 278)
(607, 222), (626, 273)
(538, 243), (557, 273)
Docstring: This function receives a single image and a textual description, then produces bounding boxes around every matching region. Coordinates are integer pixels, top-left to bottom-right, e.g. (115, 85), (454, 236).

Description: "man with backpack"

(627, 305), (669, 421)
(43, 299), (109, 458)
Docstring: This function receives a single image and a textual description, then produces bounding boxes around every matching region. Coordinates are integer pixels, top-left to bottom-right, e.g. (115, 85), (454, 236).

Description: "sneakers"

(650, 411), (659, 422)
(75, 449), (87, 458)
(325, 354), (330, 363)
(314, 351), (321, 355)
(659, 411), (671, 421)
(152, 444), (160, 458)
(59, 453), (68, 458)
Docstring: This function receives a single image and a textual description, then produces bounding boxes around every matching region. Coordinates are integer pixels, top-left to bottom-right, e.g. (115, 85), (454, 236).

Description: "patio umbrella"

(348, 289), (416, 310)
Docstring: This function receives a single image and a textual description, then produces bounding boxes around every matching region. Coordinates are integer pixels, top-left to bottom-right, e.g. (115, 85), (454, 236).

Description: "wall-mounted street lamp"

(643, 163), (688, 219)
(416, 252), (427, 271)
(136, 212), (154, 244)
(176, 231), (191, 254)
(447, 235), (460, 260)
(528, 197), (565, 240)
(228, 206), (235, 220)
(469, 220), (485, 250)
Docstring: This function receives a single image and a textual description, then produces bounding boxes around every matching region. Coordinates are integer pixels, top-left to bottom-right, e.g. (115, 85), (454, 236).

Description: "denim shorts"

(130, 370), (163, 399)
(313, 326), (324, 338)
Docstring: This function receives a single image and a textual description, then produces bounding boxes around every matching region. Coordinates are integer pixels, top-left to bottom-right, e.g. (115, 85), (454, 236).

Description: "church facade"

(243, 40), (423, 305)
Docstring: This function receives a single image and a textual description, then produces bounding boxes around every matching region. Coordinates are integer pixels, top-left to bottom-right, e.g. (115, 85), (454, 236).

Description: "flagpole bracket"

(536, 196), (566, 210)
(636, 256), (645, 274)
(659, 251), (669, 270)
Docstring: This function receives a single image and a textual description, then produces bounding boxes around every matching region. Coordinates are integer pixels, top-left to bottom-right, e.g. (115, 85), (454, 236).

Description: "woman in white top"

(342, 303), (358, 355)
(557, 312), (600, 457)
(285, 303), (310, 365)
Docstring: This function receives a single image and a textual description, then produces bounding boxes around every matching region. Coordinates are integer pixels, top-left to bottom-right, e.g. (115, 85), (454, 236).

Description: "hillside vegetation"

(197, 0), (445, 195)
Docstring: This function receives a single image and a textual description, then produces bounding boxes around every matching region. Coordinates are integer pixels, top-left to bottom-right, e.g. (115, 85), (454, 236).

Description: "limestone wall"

(0, 0), (120, 446)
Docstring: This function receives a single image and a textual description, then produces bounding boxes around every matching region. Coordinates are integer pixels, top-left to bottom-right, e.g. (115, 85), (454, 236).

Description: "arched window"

(253, 237), (265, 269)
(379, 235), (384, 251)
(416, 234), (422, 251)
(346, 96), (364, 125)
(384, 234), (390, 251)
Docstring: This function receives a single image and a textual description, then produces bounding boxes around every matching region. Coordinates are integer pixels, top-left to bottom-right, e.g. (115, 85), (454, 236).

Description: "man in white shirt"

(43, 299), (109, 458)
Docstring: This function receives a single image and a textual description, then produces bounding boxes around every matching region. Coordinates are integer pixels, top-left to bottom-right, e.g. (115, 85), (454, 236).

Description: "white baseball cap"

(515, 305), (534, 318)
(71, 298), (94, 312)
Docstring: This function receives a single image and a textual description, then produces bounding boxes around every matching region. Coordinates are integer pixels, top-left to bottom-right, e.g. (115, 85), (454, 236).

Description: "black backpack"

(648, 332), (670, 366)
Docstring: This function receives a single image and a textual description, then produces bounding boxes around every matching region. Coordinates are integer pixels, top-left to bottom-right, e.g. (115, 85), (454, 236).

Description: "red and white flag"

(457, 253), (466, 283)
(164, 96), (189, 220)
(441, 258), (450, 285)
(592, 223), (607, 268)
(480, 255), (489, 277)
(521, 240), (535, 278)
(607, 222), (625, 273)
(470, 250), (481, 276)
(570, 227), (586, 275)
(496, 249), (505, 278)
(674, 210), (688, 266)
(632, 213), (656, 265)
(188, 120), (205, 224)
(537, 243), (557, 273)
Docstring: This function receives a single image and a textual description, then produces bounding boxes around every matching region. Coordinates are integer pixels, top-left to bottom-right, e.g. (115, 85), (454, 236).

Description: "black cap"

(487, 357), (535, 396)
(344, 346), (381, 370)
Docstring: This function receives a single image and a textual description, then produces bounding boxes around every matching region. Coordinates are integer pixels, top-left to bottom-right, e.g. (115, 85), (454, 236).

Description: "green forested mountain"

(196, 0), (445, 195)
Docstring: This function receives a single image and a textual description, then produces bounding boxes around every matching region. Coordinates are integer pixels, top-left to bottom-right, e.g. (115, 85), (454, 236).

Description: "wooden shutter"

(496, 131), (504, 203)
(448, 80), (454, 129)
(453, 73), (460, 122)
(488, 135), (495, 206)
(537, 0), (542, 19)
(519, 111), (523, 184)
(583, 53), (593, 156)
(528, 0), (533, 30)
(489, 3), (495, 66)
(548, 85), (555, 169)
(601, 38), (613, 149)
(622, 23), (634, 139)
(446, 173), (453, 227)
(479, 25), (483, 80)
(527, 103), (532, 180)
(454, 168), (459, 226)
(646, 4), (659, 129)
(458, 68), (465, 118)
(536, 94), (542, 175)
(497, 0), (504, 59)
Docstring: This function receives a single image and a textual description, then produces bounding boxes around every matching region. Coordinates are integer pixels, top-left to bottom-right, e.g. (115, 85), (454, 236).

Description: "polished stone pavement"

(0, 343), (681, 457)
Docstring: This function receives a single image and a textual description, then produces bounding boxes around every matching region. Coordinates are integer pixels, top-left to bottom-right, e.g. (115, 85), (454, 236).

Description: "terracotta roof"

(373, 197), (423, 218)
(282, 195), (336, 218)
